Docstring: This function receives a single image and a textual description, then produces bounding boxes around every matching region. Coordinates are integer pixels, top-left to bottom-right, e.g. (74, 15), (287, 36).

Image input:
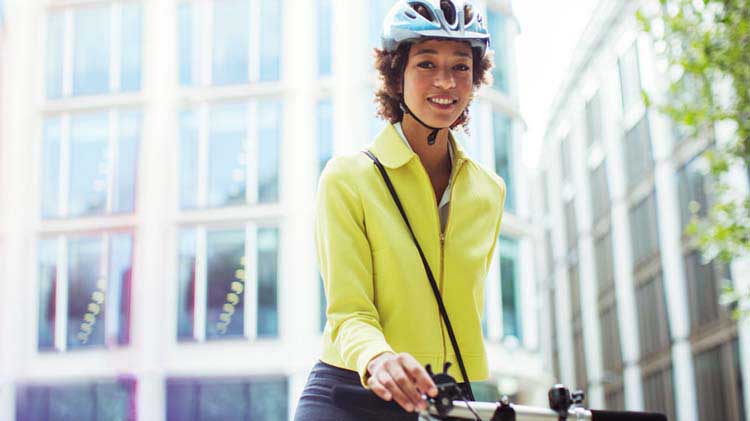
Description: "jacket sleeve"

(315, 159), (395, 387)
(484, 177), (507, 272)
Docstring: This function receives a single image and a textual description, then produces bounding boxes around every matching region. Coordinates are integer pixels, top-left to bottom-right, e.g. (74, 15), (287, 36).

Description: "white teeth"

(429, 98), (454, 105)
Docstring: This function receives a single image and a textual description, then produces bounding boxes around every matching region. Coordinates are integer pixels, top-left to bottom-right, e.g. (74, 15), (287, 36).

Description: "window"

(573, 323), (587, 391)
(166, 377), (288, 421)
(677, 155), (709, 232)
(618, 42), (642, 112)
(493, 111), (514, 212)
(177, 0), (281, 87)
(176, 225), (279, 341)
(590, 160), (610, 223)
(549, 286), (561, 382)
(487, 9), (508, 93)
(733, 339), (746, 421)
(37, 232), (132, 351)
(45, 3), (143, 99)
(685, 251), (732, 333)
(317, 0), (332, 77)
(569, 262), (581, 320)
(179, 100), (282, 209)
(599, 303), (623, 373)
(545, 230), (554, 275)
(317, 99), (333, 178)
(594, 230), (614, 297)
(585, 91), (602, 147)
(695, 345), (732, 421)
(16, 378), (137, 421)
(499, 236), (521, 341)
(560, 136), (573, 183)
(565, 199), (577, 252)
(605, 387), (625, 411)
(624, 116), (654, 190)
(642, 365), (676, 421)
(635, 274), (671, 358)
(629, 191), (660, 268)
(42, 110), (141, 219)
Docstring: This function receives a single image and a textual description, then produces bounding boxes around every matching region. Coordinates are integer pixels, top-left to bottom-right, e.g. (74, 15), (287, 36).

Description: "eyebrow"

(414, 48), (472, 58)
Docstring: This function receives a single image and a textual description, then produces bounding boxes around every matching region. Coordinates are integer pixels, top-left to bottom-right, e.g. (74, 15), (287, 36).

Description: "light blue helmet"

(381, 0), (490, 57)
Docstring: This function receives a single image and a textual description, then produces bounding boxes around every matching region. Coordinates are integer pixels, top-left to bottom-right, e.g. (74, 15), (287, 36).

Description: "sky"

(513, 0), (600, 169)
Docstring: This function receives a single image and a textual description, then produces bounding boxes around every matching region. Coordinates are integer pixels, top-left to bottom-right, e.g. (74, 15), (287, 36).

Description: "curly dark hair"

(373, 42), (493, 130)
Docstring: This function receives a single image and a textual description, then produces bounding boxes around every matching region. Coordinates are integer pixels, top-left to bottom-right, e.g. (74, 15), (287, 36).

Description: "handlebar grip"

(330, 385), (418, 420)
(591, 409), (667, 421)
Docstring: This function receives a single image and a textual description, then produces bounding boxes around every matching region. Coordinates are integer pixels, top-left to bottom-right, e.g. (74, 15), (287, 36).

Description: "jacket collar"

(370, 123), (468, 169)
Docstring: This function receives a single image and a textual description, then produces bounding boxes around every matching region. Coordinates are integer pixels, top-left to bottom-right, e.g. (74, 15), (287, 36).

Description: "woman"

(295, 0), (506, 419)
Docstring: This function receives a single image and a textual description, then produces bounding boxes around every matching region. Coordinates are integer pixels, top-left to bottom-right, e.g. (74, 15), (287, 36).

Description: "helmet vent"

(463, 4), (474, 25)
(440, 0), (457, 26)
(409, 2), (436, 23)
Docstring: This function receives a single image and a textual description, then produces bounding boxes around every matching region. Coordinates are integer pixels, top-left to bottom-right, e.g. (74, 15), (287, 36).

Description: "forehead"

(409, 39), (473, 57)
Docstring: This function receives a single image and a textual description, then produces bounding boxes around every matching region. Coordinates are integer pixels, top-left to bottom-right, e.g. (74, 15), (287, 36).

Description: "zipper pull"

(440, 233), (445, 245)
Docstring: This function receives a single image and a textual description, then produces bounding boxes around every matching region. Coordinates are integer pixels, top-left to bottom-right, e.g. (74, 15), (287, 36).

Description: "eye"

(417, 61), (436, 69)
(454, 64), (471, 71)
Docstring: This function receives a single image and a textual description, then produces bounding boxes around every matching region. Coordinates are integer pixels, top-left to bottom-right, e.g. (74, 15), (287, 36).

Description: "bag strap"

(362, 149), (475, 401)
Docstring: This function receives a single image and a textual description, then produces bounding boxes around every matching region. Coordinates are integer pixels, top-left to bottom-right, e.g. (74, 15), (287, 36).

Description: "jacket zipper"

(415, 156), (465, 370)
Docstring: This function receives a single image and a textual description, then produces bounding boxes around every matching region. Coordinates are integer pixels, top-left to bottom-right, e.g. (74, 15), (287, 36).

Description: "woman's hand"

(366, 352), (438, 413)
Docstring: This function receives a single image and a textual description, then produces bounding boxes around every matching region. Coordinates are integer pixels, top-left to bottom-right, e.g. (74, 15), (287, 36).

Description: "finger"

(367, 376), (392, 402)
(401, 355), (438, 399)
(387, 360), (423, 410)
(377, 369), (414, 412)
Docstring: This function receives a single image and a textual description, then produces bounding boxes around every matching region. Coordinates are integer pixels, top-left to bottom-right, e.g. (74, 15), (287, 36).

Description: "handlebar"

(331, 384), (667, 421)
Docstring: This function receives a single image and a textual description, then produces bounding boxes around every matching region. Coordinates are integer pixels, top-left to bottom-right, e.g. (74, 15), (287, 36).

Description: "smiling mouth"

(427, 97), (458, 105)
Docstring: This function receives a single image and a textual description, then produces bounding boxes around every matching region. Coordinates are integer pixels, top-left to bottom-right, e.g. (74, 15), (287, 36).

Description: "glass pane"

(499, 236), (521, 340)
(177, 2), (194, 86)
(46, 11), (64, 99)
(212, 0), (249, 85)
(209, 103), (247, 207)
(258, 101), (281, 203)
(625, 117), (654, 189)
(166, 379), (198, 421)
(585, 92), (602, 147)
(493, 111), (514, 212)
(206, 229), (246, 339)
(94, 380), (134, 421)
(257, 227), (278, 337)
(488, 10), (508, 93)
(67, 235), (105, 349)
(249, 379), (287, 421)
(177, 229), (196, 341)
(317, 0), (332, 77)
(259, 0), (281, 81)
(199, 381), (248, 421)
(109, 233), (133, 346)
(49, 384), (95, 421)
(15, 385), (50, 421)
(121, 3), (142, 92)
(42, 118), (62, 219)
(317, 99), (333, 178)
(38, 238), (58, 350)
(618, 43), (642, 111)
(73, 5), (110, 95)
(70, 112), (109, 217)
(179, 110), (199, 209)
(114, 111), (140, 213)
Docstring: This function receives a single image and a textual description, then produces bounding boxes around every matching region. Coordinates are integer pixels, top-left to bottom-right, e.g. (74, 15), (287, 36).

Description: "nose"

(433, 67), (456, 90)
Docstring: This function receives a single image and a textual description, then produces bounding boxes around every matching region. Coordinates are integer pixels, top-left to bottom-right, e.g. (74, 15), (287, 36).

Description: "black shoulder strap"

(362, 149), (475, 401)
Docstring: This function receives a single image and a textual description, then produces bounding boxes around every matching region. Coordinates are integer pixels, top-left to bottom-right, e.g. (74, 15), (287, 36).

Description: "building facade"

(0, 0), (544, 419)
(533, 1), (750, 421)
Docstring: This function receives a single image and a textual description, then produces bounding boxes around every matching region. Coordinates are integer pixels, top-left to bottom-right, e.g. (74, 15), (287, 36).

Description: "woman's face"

(401, 39), (474, 128)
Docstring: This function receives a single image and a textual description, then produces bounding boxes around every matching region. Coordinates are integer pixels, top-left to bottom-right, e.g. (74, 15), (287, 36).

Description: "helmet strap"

(400, 100), (441, 145)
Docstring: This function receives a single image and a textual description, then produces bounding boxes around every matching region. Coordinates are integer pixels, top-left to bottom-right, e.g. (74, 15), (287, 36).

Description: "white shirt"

(393, 122), (454, 233)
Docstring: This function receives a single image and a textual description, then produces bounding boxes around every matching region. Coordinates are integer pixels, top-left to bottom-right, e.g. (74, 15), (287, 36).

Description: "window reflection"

(73, 5), (110, 96)
(257, 227), (279, 337)
(209, 103), (247, 207)
(212, 0), (249, 85)
(206, 228), (246, 339)
(69, 112), (110, 217)
(67, 235), (105, 349)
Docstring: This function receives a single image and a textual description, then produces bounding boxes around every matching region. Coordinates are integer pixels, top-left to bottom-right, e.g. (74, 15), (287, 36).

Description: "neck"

(401, 113), (452, 175)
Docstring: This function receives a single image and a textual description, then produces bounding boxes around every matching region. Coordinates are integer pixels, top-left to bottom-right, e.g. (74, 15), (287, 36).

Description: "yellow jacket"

(316, 123), (506, 387)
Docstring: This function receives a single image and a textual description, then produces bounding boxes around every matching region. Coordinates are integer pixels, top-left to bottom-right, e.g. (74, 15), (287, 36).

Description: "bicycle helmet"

(381, 0), (490, 58)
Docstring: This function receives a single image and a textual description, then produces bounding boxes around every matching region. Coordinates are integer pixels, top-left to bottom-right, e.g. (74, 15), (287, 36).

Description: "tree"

(637, 0), (750, 319)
